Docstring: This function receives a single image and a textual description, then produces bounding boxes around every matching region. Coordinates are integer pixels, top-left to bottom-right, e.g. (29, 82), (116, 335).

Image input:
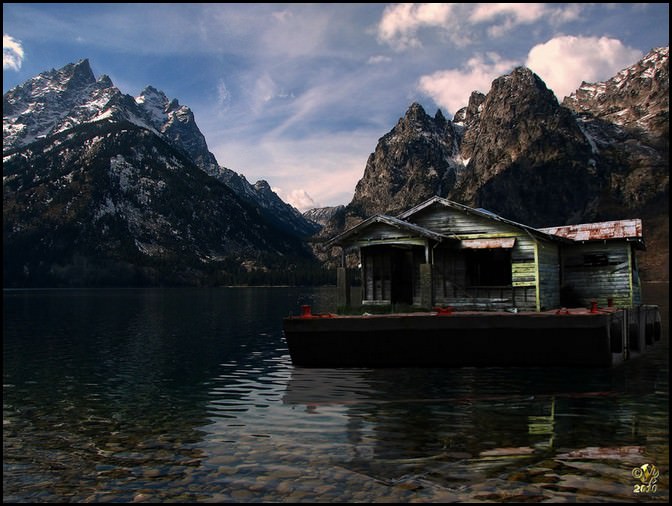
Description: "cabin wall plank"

(537, 243), (560, 310)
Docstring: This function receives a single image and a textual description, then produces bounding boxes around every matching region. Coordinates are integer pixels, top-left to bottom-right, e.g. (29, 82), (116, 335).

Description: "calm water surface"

(3, 284), (669, 503)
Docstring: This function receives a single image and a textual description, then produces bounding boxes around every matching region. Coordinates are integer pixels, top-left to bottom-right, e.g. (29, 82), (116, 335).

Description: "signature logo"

(632, 464), (659, 494)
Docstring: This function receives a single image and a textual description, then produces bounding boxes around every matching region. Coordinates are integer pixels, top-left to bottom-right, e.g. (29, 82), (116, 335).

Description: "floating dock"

(283, 304), (661, 368)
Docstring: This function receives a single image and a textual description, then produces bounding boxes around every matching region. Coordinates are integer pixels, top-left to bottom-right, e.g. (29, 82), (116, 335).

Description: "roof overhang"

(326, 214), (448, 249)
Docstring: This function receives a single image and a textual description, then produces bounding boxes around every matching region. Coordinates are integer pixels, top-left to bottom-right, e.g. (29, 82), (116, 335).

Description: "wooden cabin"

(329, 197), (644, 312)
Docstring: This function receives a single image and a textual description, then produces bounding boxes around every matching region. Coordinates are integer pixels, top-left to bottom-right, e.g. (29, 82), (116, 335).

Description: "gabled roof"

(326, 214), (447, 248)
(328, 196), (644, 250)
(397, 196), (563, 243)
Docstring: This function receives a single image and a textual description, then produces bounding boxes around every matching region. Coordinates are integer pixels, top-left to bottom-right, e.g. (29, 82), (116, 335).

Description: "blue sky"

(3, 3), (669, 211)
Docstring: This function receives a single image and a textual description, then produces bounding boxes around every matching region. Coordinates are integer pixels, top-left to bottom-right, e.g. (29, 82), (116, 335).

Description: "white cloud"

(3, 33), (24, 71)
(548, 4), (584, 24)
(377, 3), (456, 50)
(377, 3), (586, 49)
(469, 3), (547, 38)
(418, 53), (519, 115)
(469, 3), (548, 24)
(417, 35), (645, 113)
(526, 36), (643, 100)
(468, 3), (569, 36)
(274, 188), (317, 212)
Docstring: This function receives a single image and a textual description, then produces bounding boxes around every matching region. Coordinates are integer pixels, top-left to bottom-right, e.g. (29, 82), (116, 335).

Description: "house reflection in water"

(282, 366), (652, 490)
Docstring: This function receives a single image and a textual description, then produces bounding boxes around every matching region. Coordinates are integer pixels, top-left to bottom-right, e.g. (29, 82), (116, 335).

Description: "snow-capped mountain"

(3, 60), (152, 150)
(3, 59), (318, 287)
(3, 59), (317, 239)
(134, 85), (220, 175)
(563, 46), (668, 136)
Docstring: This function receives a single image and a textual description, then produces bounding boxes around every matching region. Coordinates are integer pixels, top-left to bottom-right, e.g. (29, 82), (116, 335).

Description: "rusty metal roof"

(538, 219), (643, 242)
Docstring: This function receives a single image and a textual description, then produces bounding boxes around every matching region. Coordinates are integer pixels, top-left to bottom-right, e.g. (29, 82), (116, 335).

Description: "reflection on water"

(280, 363), (668, 502)
(3, 284), (668, 502)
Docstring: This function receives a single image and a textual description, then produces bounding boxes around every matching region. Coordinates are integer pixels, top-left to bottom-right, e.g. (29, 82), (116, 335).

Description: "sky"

(3, 3), (669, 212)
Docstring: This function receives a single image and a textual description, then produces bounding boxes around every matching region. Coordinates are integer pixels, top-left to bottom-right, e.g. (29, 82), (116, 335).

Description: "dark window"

(466, 249), (512, 286)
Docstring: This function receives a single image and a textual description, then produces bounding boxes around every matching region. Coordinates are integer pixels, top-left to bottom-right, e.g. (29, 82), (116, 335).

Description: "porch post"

(419, 263), (433, 309)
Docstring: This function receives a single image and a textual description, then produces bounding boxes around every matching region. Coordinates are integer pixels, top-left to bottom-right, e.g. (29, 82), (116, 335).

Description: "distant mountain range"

(3, 59), (319, 286)
(313, 47), (668, 281)
(3, 48), (668, 286)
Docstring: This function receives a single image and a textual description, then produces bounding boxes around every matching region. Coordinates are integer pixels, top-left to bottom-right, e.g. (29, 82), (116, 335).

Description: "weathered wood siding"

(536, 242), (561, 310)
(559, 242), (639, 308)
(410, 206), (549, 311)
(352, 222), (427, 245)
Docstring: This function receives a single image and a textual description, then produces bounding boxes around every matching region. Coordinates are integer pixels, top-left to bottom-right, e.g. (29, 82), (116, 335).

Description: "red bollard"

(590, 300), (598, 313)
(300, 305), (312, 318)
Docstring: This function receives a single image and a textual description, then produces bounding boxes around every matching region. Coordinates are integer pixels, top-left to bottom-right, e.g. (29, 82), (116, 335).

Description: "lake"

(3, 283), (668, 503)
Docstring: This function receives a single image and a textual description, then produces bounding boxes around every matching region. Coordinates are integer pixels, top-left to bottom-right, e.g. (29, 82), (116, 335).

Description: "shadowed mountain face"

(315, 48), (668, 280)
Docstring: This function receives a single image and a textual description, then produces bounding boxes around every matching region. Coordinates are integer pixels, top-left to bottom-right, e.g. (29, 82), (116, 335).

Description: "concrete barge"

(283, 304), (661, 368)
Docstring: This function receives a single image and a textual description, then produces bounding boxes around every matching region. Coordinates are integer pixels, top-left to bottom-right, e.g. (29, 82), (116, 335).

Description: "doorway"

(391, 248), (416, 305)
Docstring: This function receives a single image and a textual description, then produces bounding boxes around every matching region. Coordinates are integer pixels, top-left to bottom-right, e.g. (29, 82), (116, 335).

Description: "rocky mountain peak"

(3, 58), (122, 152)
(346, 101), (459, 221)
(453, 91), (486, 129)
(137, 85), (169, 105)
(487, 66), (560, 115)
(36, 58), (97, 94)
(67, 58), (96, 82)
(167, 98), (182, 113)
(434, 108), (447, 126)
(395, 102), (442, 135)
(253, 180), (272, 193)
(460, 65), (587, 164)
(135, 86), (171, 126)
(453, 65), (595, 224)
(562, 46), (669, 145)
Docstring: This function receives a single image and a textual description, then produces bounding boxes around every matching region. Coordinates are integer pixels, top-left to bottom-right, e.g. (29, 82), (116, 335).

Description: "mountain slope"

(3, 60), (317, 287)
(3, 120), (315, 286)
